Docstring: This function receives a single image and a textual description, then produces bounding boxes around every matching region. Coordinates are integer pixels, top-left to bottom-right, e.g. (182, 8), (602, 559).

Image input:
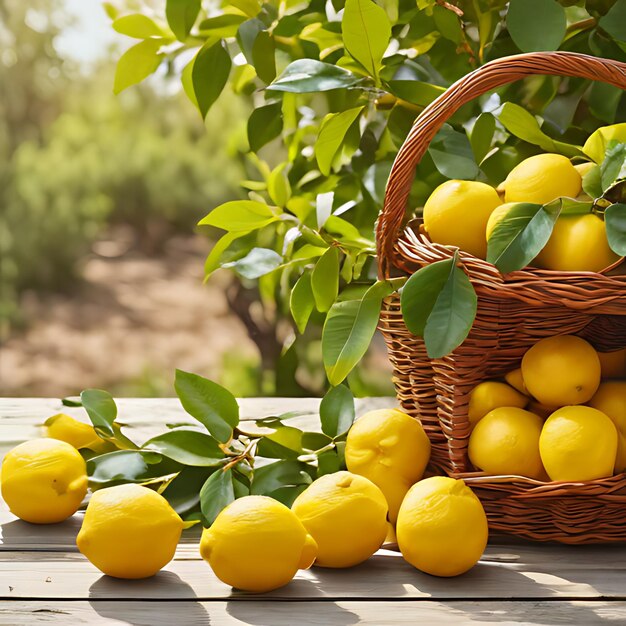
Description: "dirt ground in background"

(0, 235), (257, 397)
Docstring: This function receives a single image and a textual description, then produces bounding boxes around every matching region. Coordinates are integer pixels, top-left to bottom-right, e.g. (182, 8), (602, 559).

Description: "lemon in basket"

(396, 476), (488, 577)
(77, 484), (184, 579)
(422, 180), (501, 258)
(467, 381), (528, 426)
(468, 407), (544, 478)
(1, 438), (88, 524)
(522, 335), (601, 406)
(345, 408), (430, 523)
(539, 406), (617, 482)
(589, 381), (626, 472)
(504, 368), (529, 396)
(200, 495), (317, 592)
(533, 213), (620, 273)
(291, 471), (387, 568)
(503, 153), (581, 205)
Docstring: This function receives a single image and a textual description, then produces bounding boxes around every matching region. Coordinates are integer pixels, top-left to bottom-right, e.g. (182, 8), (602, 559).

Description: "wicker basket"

(376, 51), (626, 544)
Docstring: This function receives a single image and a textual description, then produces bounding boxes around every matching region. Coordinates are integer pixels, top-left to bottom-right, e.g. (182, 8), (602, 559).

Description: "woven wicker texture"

(376, 52), (626, 543)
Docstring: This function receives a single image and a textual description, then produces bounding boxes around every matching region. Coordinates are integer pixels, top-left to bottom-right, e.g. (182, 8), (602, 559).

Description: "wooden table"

(2, 398), (626, 625)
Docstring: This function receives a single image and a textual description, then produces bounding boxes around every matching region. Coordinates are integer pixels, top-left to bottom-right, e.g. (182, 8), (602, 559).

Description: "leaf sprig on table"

(63, 370), (356, 527)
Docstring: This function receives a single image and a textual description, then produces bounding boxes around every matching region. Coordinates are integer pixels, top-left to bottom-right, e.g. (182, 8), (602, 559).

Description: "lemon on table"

(467, 381), (528, 426)
(44, 413), (108, 452)
(77, 484), (184, 579)
(521, 335), (601, 406)
(423, 180), (501, 258)
(533, 214), (620, 273)
(200, 495), (317, 592)
(539, 406), (617, 482)
(291, 471), (387, 568)
(503, 153), (581, 205)
(345, 408), (430, 523)
(589, 381), (626, 472)
(1, 438), (88, 524)
(504, 368), (529, 396)
(396, 476), (488, 577)
(598, 348), (626, 379)
(468, 407), (544, 478)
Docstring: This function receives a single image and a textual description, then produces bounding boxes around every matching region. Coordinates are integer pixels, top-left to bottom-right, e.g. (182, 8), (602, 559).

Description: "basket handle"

(376, 51), (626, 278)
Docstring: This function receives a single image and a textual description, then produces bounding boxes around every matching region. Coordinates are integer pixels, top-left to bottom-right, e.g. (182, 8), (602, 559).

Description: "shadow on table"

(88, 571), (211, 626)
(0, 516), (82, 550)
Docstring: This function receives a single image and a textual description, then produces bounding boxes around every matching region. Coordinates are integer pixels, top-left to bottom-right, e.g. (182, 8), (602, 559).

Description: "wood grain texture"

(3, 600), (626, 625)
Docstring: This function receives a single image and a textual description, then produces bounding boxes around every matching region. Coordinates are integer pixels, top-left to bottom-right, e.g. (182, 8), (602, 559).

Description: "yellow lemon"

(44, 413), (108, 452)
(589, 381), (626, 472)
(345, 408), (430, 523)
(1, 439), (88, 524)
(574, 162), (596, 179)
(467, 381), (528, 426)
(583, 123), (626, 164)
(534, 213), (620, 273)
(396, 476), (488, 577)
(522, 335), (601, 406)
(291, 471), (387, 568)
(485, 202), (519, 241)
(598, 348), (626, 379)
(504, 368), (530, 396)
(504, 153), (581, 205)
(423, 180), (501, 258)
(77, 484), (183, 579)
(200, 495), (317, 592)
(468, 407), (544, 478)
(539, 406), (617, 481)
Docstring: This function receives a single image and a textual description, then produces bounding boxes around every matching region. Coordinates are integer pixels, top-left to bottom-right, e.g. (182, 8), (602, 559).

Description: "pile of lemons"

(423, 150), (621, 273)
(0, 407), (489, 591)
(468, 335), (626, 482)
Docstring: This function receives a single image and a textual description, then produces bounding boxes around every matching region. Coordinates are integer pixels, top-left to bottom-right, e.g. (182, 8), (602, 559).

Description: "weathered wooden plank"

(2, 543), (626, 601)
(3, 600), (626, 625)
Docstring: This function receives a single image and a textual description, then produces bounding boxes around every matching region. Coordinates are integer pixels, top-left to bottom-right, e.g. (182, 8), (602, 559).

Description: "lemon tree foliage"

(69, 372), (354, 525)
(108, 0), (626, 371)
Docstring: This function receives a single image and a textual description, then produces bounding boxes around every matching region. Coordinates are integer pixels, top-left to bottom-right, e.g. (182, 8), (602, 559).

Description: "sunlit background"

(0, 0), (393, 398)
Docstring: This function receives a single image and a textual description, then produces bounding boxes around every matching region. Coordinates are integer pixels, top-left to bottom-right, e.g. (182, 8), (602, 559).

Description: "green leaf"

(601, 143), (626, 191)
(470, 113), (496, 164)
(494, 103), (581, 158)
(311, 247), (340, 312)
(251, 460), (311, 495)
(113, 39), (163, 94)
(229, 0), (261, 17)
(342, 0), (391, 81)
(61, 397), (83, 407)
(268, 59), (364, 93)
(267, 165), (291, 207)
(143, 429), (225, 466)
(80, 389), (117, 438)
(198, 200), (278, 232)
(256, 426), (304, 459)
(432, 4), (462, 43)
(174, 369), (239, 443)
(290, 272), (315, 334)
(160, 466), (214, 515)
(317, 448), (343, 476)
(599, 0), (626, 42)
(319, 385), (355, 437)
(200, 468), (235, 526)
(507, 0), (566, 52)
(166, 0), (201, 41)
(222, 247), (283, 279)
(247, 102), (283, 152)
(605, 203), (626, 256)
(87, 450), (171, 485)
(583, 165), (603, 199)
(401, 256), (477, 358)
(322, 280), (399, 385)
(315, 107), (364, 177)
(429, 125), (479, 180)
(583, 124), (626, 164)
(385, 80), (445, 107)
(198, 14), (246, 37)
(252, 31), (276, 84)
(204, 232), (245, 278)
(302, 431), (332, 451)
(192, 40), (232, 119)
(486, 202), (559, 273)
(268, 484), (308, 507)
(112, 14), (165, 38)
